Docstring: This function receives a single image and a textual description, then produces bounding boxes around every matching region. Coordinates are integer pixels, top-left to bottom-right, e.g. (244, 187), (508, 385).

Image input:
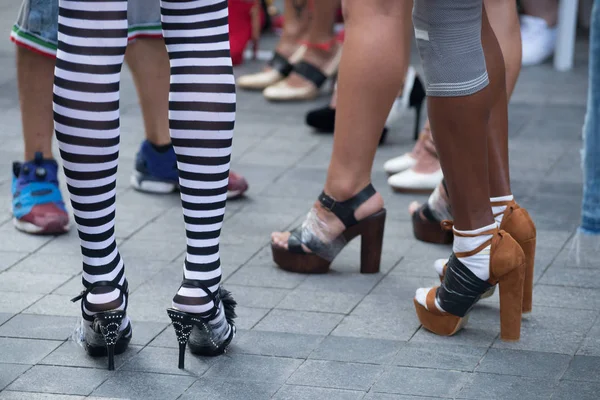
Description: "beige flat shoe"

(263, 42), (343, 102)
(237, 46), (307, 91)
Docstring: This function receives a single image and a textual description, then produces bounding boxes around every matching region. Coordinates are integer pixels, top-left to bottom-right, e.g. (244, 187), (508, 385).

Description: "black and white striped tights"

(53, 0), (234, 334)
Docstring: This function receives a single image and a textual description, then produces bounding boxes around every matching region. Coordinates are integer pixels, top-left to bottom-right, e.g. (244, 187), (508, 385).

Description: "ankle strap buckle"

(319, 193), (336, 213)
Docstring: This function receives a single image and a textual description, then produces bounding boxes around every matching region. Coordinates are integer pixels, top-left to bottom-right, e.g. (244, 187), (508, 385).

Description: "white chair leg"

(554, 0), (580, 71)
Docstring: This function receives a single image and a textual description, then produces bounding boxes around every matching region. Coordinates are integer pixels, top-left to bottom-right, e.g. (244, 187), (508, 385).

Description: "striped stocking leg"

(53, 0), (129, 330)
(161, 0), (235, 338)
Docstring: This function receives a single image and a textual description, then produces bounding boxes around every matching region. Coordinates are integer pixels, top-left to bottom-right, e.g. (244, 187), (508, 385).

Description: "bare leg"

(272, 0), (413, 248)
(277, 0), (311, 55)
(17, 47), (55, 161)
(482, 5), (512, 197)
(426, 8), (497, 231)
(284, 0), (341, 88)
(326, 0), (412, 197)
(485, 0), (521, 98)
(409, 0), (521, 214)
(125, 38), (171, 146)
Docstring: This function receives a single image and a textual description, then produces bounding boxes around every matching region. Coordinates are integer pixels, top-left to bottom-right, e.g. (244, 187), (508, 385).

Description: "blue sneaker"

(12, 152), (69, 235)
(130, 141), (179, 194)
(131, 140), (249, 199)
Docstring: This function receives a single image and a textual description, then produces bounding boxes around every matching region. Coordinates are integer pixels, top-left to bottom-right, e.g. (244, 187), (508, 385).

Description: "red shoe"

(228, 0), (264, 65)
(227, 171), (249, 199)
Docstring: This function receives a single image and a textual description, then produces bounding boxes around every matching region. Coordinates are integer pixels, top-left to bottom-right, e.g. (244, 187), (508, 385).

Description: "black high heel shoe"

(71, 281), (132, 371)
(305, 66), (425, 144)
(305, 106), (388, 146)
(167, 282), (237, 369)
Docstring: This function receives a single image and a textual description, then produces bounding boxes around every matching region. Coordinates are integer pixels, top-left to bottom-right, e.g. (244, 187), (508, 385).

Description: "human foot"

(237, 39), (306, 90)
(387, 124), (443, 193)
(271, 185), (385, 273)
(414, 228), (526, 341)
(263, 39), (342, 101)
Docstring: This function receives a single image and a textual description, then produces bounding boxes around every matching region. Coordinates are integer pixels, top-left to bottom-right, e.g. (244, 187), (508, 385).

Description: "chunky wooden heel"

(520, 238), (536, 313)
(494, 203), (536, 314)
(498, 261), (526, 341)
(359, 210), (386, 273)
(272, 184), (386, 274)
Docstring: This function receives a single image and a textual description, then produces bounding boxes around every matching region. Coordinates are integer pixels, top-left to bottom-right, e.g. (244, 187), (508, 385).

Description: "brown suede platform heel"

(271, 184), (386, 274)
(437, 200), (536, 312)
(414, 228), (526, 341)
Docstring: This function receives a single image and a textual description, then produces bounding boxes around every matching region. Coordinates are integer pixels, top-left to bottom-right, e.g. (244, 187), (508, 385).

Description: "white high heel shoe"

(388, 168), (444, 194)
(237, 46), (307, 91)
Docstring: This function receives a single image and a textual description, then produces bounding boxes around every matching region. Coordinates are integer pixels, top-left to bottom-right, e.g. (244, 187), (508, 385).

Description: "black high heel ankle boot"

(167, 283), (237, 369)
(71, 281), (132, 371)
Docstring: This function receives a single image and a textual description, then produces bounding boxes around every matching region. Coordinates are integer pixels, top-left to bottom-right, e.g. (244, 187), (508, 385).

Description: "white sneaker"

(521, 15), (557, 66)
(388, 168), (444, 194)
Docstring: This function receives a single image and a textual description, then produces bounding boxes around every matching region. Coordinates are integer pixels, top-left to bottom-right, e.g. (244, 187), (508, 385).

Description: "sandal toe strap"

(418, 203), (440, 223)
(288, 228), (307, 254)
(269, 51), (294, 77)
(437, 254), (493, 317)
(294, 61), (328, 88)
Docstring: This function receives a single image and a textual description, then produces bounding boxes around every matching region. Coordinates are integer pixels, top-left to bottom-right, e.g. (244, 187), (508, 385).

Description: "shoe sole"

(227, 189), (246, 200)
(132, 172), (247, 199)
(130, 173), (178, 194)
(13, 217), (70, 235)
(391, 186), (436, 195)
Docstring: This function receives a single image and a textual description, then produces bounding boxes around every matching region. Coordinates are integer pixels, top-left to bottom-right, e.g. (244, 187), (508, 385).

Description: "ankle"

(491, 194), (514, 225)
(453, 222), (496, 281)
(276, 37), (302, 57)
(324, 179), (374, 202)
(24, 150), (53, 161)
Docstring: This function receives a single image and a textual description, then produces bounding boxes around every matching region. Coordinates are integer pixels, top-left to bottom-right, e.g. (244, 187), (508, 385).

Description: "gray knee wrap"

(412, 0), (489, 97)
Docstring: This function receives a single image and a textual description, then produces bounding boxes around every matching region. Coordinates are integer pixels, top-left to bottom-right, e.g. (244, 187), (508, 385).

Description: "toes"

(408, 201), (421, 216)
(433, 259), (448, 276)
(271, 232), (289, 250)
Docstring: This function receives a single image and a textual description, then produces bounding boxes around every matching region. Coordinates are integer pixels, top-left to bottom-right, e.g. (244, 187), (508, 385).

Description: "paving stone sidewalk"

(0, 1), (598, 399)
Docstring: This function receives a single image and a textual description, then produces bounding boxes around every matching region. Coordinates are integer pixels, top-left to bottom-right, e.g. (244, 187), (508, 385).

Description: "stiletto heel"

(272, 184), (386, 274)
(408, 70), (426, 141)
(166, 309), (194, 369)
(166, 286), (237, 369)
(413, 102), (423, 141)
(359, 211), (386, 274)
(71, 282), (132, 371)
(94, 310), (126, 371)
